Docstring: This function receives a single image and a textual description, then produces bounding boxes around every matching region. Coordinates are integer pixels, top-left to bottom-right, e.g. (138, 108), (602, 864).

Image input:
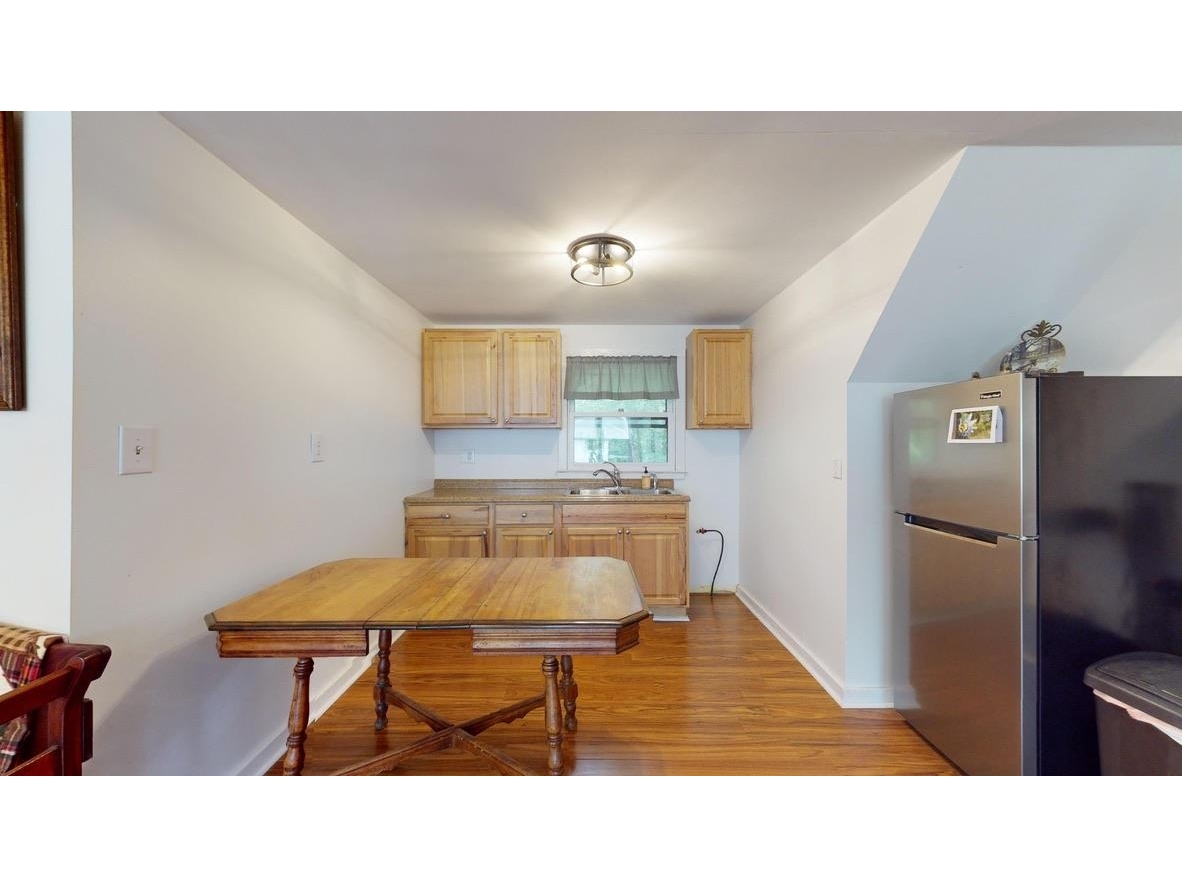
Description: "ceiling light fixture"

(567, 233), (635, 287)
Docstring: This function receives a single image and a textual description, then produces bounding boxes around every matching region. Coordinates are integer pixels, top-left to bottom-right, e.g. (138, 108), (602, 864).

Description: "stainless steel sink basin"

(567, 488), (674, 496)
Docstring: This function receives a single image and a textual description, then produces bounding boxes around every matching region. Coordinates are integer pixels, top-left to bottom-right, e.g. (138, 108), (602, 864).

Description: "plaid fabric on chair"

(0, 623), (66, 773)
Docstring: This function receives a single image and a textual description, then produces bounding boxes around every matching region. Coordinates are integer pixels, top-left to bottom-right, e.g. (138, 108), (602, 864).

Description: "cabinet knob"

(521, 512), (528, 519)
(547, 530), (553, 536)
(625, 529), (632, 535)
(442, 513), (450, 519)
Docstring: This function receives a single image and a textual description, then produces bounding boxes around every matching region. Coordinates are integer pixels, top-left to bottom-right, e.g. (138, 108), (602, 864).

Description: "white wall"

(66, 112), (434, 774)
(430, 324), (742, 594)
(738, 156), (962, 703)
(0, 113), (75, 632)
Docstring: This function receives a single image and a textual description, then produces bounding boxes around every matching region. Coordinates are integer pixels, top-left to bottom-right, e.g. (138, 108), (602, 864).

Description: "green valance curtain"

(563, 356), (679, 400)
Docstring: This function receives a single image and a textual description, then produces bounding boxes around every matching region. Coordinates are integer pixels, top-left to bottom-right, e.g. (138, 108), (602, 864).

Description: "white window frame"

(557, 364), (686, 478)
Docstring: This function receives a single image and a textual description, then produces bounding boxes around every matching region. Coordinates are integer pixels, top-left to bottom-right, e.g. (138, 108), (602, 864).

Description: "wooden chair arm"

(1, 644), (111, 775)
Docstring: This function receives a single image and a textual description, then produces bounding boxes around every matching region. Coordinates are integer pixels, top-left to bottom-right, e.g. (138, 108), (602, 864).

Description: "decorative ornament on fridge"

(1000, 320), (1067, 376)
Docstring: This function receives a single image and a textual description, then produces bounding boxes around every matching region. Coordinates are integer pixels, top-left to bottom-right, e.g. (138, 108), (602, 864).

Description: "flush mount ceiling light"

(567, 233), (635, 286)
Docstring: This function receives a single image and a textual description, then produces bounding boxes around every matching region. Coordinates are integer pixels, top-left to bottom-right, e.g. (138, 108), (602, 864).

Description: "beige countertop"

(404, 478), (689, 504)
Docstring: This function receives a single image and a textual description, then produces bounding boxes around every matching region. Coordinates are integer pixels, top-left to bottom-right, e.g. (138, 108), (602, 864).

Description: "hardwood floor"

(266, 593), (959, 776)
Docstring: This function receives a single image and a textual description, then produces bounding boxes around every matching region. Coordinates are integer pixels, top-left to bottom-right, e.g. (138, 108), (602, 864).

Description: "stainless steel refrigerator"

(891, 371), (1182, 775)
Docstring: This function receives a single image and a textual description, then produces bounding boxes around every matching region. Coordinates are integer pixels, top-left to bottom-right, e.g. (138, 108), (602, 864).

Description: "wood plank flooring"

(266, 593), (959, 776)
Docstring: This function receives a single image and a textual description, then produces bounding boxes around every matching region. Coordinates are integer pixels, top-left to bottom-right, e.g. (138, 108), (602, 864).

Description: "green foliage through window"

(571, 399), (669, 466)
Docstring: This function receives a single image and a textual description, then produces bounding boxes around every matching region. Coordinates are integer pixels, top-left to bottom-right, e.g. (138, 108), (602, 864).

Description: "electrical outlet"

(462, 448), (476, 464)
(118, 426), (157, 475)
(832, 458), (843, 479)
(310, 433), (324, 463)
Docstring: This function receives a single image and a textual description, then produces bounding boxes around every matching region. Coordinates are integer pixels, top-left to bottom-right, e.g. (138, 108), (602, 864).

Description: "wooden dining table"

(204, 556), (649, 775)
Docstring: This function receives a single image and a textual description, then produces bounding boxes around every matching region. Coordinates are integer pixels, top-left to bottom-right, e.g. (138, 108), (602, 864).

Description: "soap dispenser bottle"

(641, 467), (654, 490)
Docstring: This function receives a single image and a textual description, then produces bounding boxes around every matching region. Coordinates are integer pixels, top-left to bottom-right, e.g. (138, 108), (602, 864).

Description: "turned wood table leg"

(542, 655), (563, 775)
(374, 628), (392, 730)
(283, 657), (315, 776)
(559, 654), (578, 732)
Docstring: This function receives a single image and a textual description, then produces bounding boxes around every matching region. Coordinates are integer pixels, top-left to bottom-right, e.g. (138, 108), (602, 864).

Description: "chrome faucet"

(592, 461), (622, 490)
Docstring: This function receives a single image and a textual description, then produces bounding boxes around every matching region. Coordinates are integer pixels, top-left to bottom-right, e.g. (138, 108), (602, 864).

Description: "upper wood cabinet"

(685, 328), (752, 429)
(500, 329), (562, 426)
(421, 328), (561, 428)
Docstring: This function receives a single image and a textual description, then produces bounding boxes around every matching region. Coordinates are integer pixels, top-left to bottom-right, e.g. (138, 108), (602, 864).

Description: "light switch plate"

(310, 433), (324, 463)
(118, 426), (157, 475)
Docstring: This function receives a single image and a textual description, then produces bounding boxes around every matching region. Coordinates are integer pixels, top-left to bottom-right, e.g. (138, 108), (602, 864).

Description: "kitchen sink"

(567, 488), (674, 496)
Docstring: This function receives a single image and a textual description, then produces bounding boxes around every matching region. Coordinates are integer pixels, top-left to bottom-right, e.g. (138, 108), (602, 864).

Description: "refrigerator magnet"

(947, 406), (1003, 443)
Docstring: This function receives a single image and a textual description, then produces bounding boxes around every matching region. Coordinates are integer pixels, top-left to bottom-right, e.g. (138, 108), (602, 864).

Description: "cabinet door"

(501, 329), (561, 426)
(686, 328), (752, 429)
(406, 526), (489, 558)
(421, 329), (499, 426)
(560, 525), (624, 558)
(624, 524), (688, 606)
(494, 526), (556, 557)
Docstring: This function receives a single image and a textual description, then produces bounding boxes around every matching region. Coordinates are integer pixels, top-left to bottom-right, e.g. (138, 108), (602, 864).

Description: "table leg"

(542, 655), (563, 775)
(559, 654), (578, 732)
(283, 657), (314, 776)
(374, 628), (392, 730)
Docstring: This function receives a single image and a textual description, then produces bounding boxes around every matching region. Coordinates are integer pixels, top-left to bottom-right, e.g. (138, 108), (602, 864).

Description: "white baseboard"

(237, 629), (398, 775)
(690, 585), (735, 595)
(734, 585), (892, 709)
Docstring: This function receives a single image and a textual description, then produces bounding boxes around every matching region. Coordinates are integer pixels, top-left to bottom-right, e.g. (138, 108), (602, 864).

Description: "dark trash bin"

(1084, 651), (1182, 775)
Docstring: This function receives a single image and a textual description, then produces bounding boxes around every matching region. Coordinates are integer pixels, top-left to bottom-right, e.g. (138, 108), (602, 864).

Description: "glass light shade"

(567, 234), (635, 286)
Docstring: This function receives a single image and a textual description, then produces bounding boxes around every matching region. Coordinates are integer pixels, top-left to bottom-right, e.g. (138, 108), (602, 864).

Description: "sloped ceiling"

(159, 111), (1182, 326)
(852, 146), (1182, 382)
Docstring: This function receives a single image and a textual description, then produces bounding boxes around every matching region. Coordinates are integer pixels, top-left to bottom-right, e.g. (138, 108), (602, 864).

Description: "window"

(571, 397), (672, 466)
(561, 356), (681, 474)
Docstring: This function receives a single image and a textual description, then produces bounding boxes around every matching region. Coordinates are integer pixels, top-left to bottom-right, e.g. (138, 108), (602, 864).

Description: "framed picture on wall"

(1, 110), (24, 411)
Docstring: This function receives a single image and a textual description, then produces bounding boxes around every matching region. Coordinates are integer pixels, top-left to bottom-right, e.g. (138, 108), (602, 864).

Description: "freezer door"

(892, 517), (1037, 775)
(891, 372), (1036, 538)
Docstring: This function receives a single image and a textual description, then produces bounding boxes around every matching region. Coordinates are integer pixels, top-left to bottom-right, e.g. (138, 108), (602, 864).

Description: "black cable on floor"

(695, 528), (724, 597)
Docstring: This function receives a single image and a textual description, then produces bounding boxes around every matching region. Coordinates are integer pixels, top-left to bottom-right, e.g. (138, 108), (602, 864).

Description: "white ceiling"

(161, 111), (1182, 326)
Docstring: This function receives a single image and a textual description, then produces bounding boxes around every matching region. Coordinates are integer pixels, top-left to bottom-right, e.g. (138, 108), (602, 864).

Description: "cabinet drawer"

(494, 504), (555, 525)
(561, 502), (688, 525)
(405, 504), (490, 524)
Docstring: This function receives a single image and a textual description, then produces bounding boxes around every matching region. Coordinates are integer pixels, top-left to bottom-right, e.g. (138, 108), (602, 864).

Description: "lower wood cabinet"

(404, 504), (490, 557)
(559, 502), (688, 609)
(404, 496), (689, 612)
(493, 504), (555, 557)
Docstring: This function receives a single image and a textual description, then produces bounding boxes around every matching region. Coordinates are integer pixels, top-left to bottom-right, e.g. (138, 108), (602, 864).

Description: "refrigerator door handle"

(902, 514), (1000, 545)
(901, 512), (1037, 544)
